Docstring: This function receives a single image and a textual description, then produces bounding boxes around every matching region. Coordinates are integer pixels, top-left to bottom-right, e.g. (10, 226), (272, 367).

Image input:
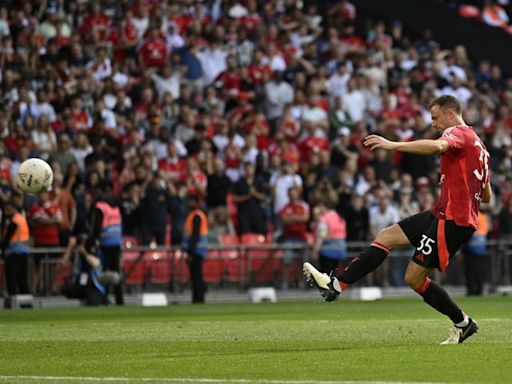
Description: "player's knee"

(404, 270), (423, 291)
(375, 226), (394, 248)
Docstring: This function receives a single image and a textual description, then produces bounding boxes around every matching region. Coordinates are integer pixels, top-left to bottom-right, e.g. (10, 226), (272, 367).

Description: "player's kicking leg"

(404, 261), (478, 344)
(304, 223), (409, 301)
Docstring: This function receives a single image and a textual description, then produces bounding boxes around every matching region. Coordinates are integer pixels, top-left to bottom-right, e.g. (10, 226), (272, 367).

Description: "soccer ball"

(16, 158), (54, 194)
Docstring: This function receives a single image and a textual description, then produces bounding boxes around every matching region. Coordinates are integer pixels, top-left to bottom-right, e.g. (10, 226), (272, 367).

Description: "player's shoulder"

(442, 125), (478, 141)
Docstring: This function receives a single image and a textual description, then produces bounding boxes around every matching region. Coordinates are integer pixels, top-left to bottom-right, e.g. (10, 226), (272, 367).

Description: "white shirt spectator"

(197, 46), (228, 85)
(263, 53), (287, 72)
(152, 71), (181, 100)
(166, 31), (185, 53)
(87, 58), (112, 83)
(440, 64), (467, 83)
(112, 71), (129, 88)
(302, 106), (328, 125)
(213, 133), (245, 154)
(70, 146), (93, 171)
(343, 89), (367, 123)
(369, 204), (400, 234)
(328, 71), (350, 101)
(100, 108), (117, 129)
(441, 84), (472, 106)
(270, 172), (303, 214)
(20, 101), (57, 123)
(264, 80), (294, 120)
(32, 130), (57, 153)
(132, 16), (149, 40)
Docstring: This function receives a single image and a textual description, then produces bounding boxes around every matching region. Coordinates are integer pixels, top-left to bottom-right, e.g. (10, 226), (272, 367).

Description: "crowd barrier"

(1, 237), (511, 296)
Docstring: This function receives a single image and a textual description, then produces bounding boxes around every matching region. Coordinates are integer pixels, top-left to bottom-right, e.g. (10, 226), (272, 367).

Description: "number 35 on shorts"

(417, 235), (436, 255)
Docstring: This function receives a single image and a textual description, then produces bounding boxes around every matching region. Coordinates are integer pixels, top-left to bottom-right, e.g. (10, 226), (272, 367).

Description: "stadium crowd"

(1, 0), (512, 294)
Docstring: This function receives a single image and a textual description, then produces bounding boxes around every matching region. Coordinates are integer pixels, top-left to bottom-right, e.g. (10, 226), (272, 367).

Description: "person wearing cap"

(1, 202), (30, 308)
(182, 195), (208, 303)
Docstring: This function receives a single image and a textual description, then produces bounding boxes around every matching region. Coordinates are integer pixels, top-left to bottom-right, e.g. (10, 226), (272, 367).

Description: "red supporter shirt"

(432, 125), (490, 229)
(280, 201), (310, 240)
(268, 143), (300, 167)
(185, 170), (207, 197)
(139, 38), (167, 68)
(122, 20), (139, 44)
(297, 136), (330, 163)
(29, 203), (63, 246)
(81, 14), (110, 42)
(215, 70), (241, 94)
(71, 110), (90, 131)
(248, 64), (272, 86)
(240, 13), (262, 32)
(158, 157), (186, 181)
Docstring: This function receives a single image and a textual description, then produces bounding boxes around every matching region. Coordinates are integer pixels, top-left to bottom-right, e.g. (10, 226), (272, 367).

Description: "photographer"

(60, 235), (106, 306)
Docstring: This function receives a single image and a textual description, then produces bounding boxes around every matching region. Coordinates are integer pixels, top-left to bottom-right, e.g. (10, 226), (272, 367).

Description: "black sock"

(338, 242), (390, 288)
(418, 278), (464, 324)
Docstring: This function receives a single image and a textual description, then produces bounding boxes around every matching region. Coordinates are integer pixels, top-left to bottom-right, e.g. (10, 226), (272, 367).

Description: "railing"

(1, 239), (511, 296)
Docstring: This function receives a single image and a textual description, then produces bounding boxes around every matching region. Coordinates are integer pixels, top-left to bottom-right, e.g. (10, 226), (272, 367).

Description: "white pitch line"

(0, 376), (461, 384)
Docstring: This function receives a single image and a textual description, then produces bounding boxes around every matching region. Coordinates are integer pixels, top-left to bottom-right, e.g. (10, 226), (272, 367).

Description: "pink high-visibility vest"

(318, 210), (346, 239)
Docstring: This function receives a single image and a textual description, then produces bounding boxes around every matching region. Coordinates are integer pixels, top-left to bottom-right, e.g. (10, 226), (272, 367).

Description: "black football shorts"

(397, 211), (474, 271)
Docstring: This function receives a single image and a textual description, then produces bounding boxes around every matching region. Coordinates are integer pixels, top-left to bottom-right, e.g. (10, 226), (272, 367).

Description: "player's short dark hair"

(430, 95), (463, 115)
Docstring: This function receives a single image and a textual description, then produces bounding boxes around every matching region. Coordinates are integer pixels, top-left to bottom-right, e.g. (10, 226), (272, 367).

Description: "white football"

(16, 158), (54, 194)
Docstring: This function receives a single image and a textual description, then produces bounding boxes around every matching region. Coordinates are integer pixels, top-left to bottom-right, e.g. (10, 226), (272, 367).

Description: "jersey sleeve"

(439, 126), (465, 150)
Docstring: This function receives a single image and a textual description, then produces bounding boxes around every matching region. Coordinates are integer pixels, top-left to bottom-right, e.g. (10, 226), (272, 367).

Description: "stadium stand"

(1, 0), (512, 297)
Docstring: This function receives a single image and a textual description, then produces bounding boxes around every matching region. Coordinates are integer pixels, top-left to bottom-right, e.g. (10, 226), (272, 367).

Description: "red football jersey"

(431, 125), (490, 228)
(280, 201), (310, 240)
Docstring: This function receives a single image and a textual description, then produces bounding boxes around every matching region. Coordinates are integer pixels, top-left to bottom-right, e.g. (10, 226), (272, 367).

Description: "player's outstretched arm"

(364, 135), (449, 155)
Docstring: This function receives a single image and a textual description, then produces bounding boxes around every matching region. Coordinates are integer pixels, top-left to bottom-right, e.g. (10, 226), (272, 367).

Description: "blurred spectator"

(271, 161), (303, 217)
(1, 202), (30, 309)
(232, 162), (268, 235)
(279, 186), (310, 288)
(48, 134), (77, 178)
(31, 115), (57, 160)
(51, 173), (76, 247)
(482, 0), (510, 28)
(369, 188), (400, 286)
(462, 209), (490, 296)
(120, 182), (142, 240)
(28, 191), (63, 294)
(344, 194), (370, 242)
(206, 157), (231, 210)
(140, 173), (169, 246)
(310, 200), (348, 274)
(328, 98), (354, 140)
(70, 132), (93, 172)
(264, 71), (294, 133)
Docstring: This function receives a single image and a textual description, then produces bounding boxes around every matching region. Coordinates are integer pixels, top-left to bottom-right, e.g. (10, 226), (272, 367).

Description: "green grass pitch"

(0, 296), (511, 384)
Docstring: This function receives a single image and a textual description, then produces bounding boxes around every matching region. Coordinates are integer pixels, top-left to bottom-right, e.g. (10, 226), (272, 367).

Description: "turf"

(0, 296), (511, 384)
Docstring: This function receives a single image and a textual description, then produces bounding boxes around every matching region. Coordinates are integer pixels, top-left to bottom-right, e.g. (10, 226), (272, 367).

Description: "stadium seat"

(145, 251), (173, 286)
(241, 233), (278, 285)
(122, 244), (146, 286)
(218, 234), (243, 284)
(204, 250), (225, 285)
(172, 250), (190, 285)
